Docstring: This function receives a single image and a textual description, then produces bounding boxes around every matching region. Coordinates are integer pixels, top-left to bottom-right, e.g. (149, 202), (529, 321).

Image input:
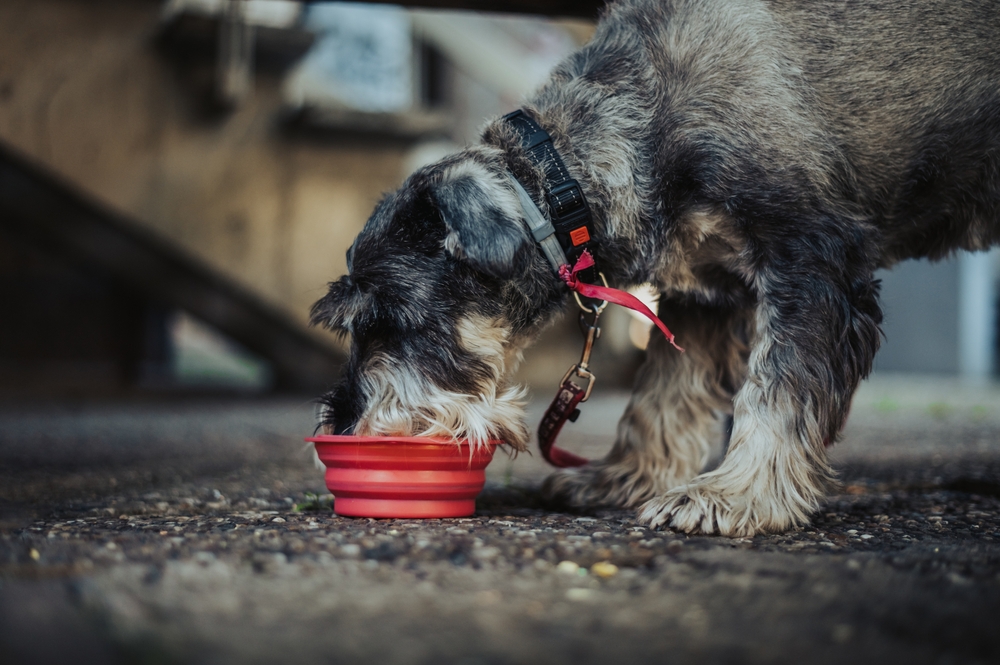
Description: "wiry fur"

(638, 305), (834, 535)
(313, 0), (1000, 535)
(543, 299), (749, 508)
(353, 355), (528, 450)
(311, 146), (557, 451)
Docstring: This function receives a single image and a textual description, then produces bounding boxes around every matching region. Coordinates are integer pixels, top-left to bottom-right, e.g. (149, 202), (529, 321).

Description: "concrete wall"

(875, 258), (961, 374)
(875, 252), (999, 379)
(0, 0), (408, 344)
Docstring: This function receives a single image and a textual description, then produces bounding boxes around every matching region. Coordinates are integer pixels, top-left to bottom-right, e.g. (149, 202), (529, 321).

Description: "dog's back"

(775, 0), (1000, 262)
(537, 0), (1000, 266)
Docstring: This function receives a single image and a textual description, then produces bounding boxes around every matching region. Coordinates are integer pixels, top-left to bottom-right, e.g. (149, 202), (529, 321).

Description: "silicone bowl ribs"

(306, 435), (500, 518)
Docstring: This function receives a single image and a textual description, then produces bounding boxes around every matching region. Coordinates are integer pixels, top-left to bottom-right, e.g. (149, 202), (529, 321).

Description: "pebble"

(472, 547), (500, 561)
(557, 561), (581, 575)
(591, 561), (619, 578)
(565, 588), (595, 602)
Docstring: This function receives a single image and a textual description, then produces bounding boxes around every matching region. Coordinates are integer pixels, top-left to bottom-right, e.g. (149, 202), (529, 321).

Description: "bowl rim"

(306, 434), (503, 446)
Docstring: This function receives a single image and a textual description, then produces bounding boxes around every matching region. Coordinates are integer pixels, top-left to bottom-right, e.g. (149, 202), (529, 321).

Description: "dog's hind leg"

(542, 300), (749, 510)
(638, 225), (882, 536)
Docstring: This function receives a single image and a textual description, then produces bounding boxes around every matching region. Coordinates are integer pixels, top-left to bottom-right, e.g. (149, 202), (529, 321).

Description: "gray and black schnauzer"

(310, 0), (1000, 536)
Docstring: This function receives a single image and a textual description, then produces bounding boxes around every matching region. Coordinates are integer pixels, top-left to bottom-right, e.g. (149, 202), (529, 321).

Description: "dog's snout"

(332, 416), (357, 436)
(319, 383), (361, 436)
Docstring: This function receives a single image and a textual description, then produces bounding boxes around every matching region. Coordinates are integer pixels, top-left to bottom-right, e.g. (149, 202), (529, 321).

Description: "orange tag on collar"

(569, 226), (590, 246)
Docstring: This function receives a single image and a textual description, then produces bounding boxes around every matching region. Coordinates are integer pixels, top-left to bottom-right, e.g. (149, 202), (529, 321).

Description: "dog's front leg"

(638, 242), (882, 536)
(543, 300), (749, 509)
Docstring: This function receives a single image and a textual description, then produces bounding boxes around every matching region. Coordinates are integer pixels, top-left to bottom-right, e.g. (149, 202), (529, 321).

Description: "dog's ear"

(310, 275), (369, 332)
(433, 163), (532, 280)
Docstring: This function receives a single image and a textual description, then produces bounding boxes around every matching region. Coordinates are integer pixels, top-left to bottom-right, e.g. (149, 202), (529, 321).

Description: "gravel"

(2, 377), (1000, 664)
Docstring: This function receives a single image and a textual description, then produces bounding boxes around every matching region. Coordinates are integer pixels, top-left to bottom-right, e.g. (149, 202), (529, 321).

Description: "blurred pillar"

(217, 0), (256, 107)
(958, 249), (998, 382)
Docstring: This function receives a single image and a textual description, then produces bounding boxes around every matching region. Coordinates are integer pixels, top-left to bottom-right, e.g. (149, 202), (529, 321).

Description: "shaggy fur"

(312, 0), (1000, 536)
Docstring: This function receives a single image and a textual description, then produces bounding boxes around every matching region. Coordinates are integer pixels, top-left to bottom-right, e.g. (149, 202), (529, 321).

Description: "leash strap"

(539, 253), (683, 468)
(538, 378), (590, 467)
(501, 109), (683, 468)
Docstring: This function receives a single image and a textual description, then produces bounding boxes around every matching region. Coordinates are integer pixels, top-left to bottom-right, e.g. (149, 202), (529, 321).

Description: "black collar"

(502, 109), (599, 283)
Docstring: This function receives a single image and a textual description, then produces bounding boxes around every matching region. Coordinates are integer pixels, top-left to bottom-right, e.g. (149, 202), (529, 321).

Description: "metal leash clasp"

(560, 304), (602, 402)
(572, 271), (609, 315)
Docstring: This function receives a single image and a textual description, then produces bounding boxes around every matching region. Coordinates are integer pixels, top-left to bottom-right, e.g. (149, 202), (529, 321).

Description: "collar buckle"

(548, 181), (587, 221)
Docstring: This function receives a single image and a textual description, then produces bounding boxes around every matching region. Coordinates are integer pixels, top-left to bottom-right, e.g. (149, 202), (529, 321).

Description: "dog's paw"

(543, 454), (710, 510)
(637, 480), (799, 537)
(542, 465), (613, 508)
(541, 464), (653, 509)
(637, 485), (722, 534)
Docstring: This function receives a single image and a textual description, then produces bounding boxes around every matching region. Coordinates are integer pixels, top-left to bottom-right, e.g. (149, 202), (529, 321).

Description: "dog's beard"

(351, 316), (530, 450)
(352, 363), (528, 450)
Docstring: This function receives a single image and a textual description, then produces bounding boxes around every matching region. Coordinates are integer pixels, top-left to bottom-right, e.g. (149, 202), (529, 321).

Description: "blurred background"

(1, 0), (997, 403)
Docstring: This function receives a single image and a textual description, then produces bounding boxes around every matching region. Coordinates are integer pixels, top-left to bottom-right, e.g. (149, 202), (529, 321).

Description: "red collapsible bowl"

(306, 435), (500, 518)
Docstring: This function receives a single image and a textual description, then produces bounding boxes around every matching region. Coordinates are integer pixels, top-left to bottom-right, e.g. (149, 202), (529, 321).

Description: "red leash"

(538, 251), (683, 468)
(538, 380), (591, 467)
(558, 251), (683, 353)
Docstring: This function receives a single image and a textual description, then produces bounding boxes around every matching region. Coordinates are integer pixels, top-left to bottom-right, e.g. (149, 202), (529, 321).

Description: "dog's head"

(310, 147), (565, 450)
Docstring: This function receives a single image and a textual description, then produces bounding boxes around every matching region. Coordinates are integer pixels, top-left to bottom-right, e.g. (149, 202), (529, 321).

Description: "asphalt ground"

(1, 375), (999, 665)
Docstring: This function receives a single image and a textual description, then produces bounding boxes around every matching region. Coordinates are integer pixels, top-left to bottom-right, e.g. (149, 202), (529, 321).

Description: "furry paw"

(637, 485), (725, 535)
(542, 464), (659, 509)
(542, 465), (618, 508)
(637, 480), (804, 537)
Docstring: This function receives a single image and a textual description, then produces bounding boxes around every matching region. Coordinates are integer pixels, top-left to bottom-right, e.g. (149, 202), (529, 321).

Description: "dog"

(310, 0), (1000, 536)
